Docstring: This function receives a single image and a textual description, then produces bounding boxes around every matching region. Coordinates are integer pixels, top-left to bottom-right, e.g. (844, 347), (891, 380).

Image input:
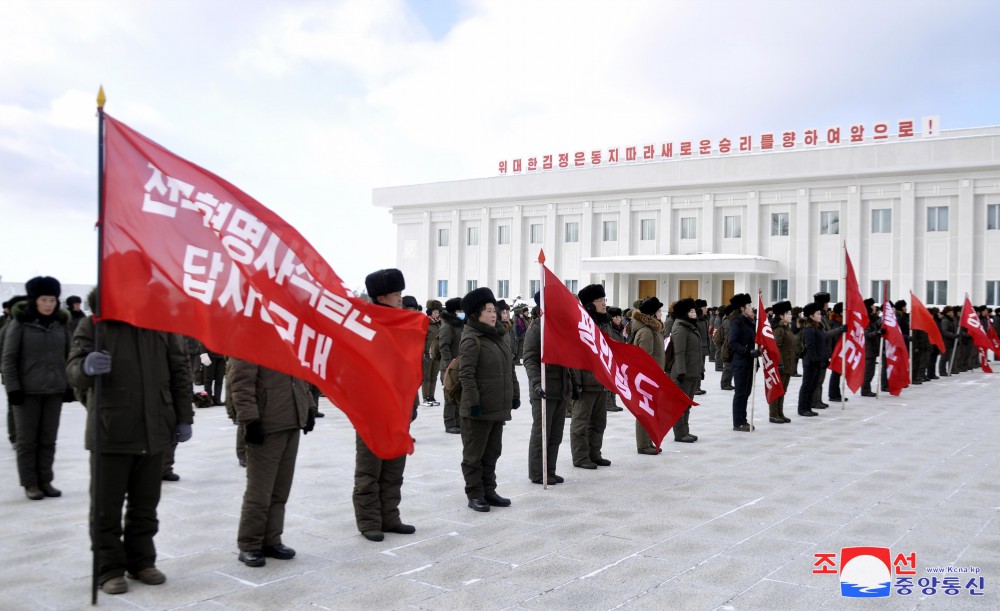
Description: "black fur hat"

(365, 268), (405, 299)
(833, 302), (844, 315)
(894, 299), (907, 310)
(608, 306), (623, 317)
(26, 276), (61, 299)
(426, 299), (443, 313)
(771, 300), (792, 316)
(402, 295), (420, 310)
(640, 296), (665, 316)
(694, 298), (707, 309)
(444, 297), (462, 313)
(724, 304), (736, 316)
(672, 298), (697, 319)
(813, 291), (831, 305)
(66, 295), (82, 306)
(803, 302), (822, 317)
(864, 298), (876, 310)
(577, 284), (606, 305)
(496, 299), (510, 312)
(461, 287), (497, 317)
(729, 293), (752, 308)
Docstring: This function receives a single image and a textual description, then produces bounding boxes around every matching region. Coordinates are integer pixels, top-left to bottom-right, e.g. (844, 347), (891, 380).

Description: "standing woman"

(769, 301), (795, 423)
(1, 276), (72, 500)
(458, 287), (519, 512)
(798, 302), (844, 418)
(629, 297), (666, 454)
(667, 298), (701, 443)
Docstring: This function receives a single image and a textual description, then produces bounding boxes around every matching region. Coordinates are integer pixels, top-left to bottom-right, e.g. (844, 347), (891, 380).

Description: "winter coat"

(864, 317), (882, 358)
(2, 301), (70, 395)
(438, 311), (464, 367)
(66, 317), (192, 455)
(800, 318), (844, 368)
(773, 320), (799, 371)
(229, 357), (314, 433)
(727, 313), (757, 367)
(458, 318), (519, 420)
(630, 311), (665, 368)
(424, 318), (441, 361)
(570, 311), (613, 392)
(696, 316), (710, 356)
(67, 310), (86, 338)
(522, 318), (571, 397)
(670, 318), (705, 381)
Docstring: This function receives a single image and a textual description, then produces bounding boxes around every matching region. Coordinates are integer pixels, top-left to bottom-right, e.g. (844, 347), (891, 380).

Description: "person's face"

(479, 304), (497, 326)
(687, 308), (697, 320)
(36, 295), (57, 316)
(501, 309), (510, 322)
(70, 302), (81, 312)
(593, 297), (607, 314)
(613, 315), (622, 325)
(429, 309), (440, 321)
(376, 291), (403, 309)
(781, 311), (792, 323)
(946, 310), (954, 318)
(810, 311), (822, 322)
(742, 304), (754, 317)
(700, 306), (707, 315)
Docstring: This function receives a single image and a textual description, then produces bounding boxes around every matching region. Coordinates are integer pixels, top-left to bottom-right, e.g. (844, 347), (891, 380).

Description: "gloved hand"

(571, 387), (582, 401)
(778, 365), (785, 374)
(749, 349), (761, 358)
(303, 410), (316, 434)
(469, 404), (482, 417)
(62, 387), (77, 403)
(83, 350), (112, 376)
(532, 384), (546, 399)
(676, 373), (686, 384)
(512, 398), (520, 410)
(879, 328), (888, 336)
(175, 422), (193, 443)
(244, 420), (265, 445)
(7, 390), (24, 406)
(200, 353), (212, 367)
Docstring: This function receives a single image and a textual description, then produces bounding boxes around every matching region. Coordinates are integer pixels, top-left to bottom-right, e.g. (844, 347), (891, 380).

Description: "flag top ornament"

(100, 115), (427, 459)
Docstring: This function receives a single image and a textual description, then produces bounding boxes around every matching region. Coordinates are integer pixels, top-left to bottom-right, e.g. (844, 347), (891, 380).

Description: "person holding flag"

(666, 298), (701, 443)
(767, 300), (795, 423)
(630, 296), (668, 454)
(939, 306), (959, 375)
(798, 302), (845, 417)
(861, 298), (882, 396)
(726, 293), (758, 431)
(569, 284), (614, 466)
(522, 292), (569, 484)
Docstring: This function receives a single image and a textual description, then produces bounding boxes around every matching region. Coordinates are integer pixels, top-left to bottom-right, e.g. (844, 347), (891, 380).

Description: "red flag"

(831, 250), (869, 393)
(988, 324), (1000, 354)
(881, 300), (910, 395)
(980, 349), (994, 373)
(755, 291), (784, 404)
(539, 265), (694, 448)
(101, 115), (426, 459)
(909, 292), (945, 353)
(959, 297), (993, 352)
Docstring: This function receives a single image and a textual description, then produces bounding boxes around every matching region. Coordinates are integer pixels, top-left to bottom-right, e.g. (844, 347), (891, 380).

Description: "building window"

(565, 279), (578, 293)
(819, 280), (839, 302)
(498, 225), (511, 245)
(986, 281), (1000, 306)
(436, 280), (448, 297)
(529, 279), (540, 298)
(497, 280), (509, 298)
(926, 280), (947, 305)
(680, 217), (697, 240)
(529, 223), (543, 244)
(640, 219), (656, 241)
(770, 279), (788, 301)
(466, 280), (478, 292)
(770, 212), (789, 237)
(872, 208), (892, 233)
(602, 220), (618, 242)
(872, 280), (891, 304)
(820, 211), (839, 235)
(467, 226), (478, 246)
(987, 204), (999, 230)
(927, 206), (949, 232)
(437, 228), (449, 247)
(724, 215), (741, 239)
(565, 222), (579, 243)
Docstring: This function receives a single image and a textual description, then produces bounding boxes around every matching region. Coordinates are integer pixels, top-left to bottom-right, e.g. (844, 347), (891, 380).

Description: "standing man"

(569, 284), (613, 468)
(717, 305), (736, 390)
(422, 300), (442, 406)
(523, 292), (569, 484)
(694, 299), (709, 395)
(939, 306), (958, 376)
(438, 297), (465, 434)
(726, 293), (758, 432)
(353, 268), (416, 542)
(861, 298), (882, 396)
(66, 290), (193, 595)
(811, 292), (832, 410)
(65, 295), (86, 337)
(1, 296), (29, 446)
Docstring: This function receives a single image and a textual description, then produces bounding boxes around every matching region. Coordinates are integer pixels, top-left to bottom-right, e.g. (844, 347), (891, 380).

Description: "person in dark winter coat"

(352, 269), (417, 541)
(811, 292), (834, 409)
(939, 306), (958, 375)
(604, 307), (625, 412)
(569, 284), (613, 468)
(65, 294), (86, 337)
(798, 302), (846, 417)
(769, 301), (796, 422)
(693, 299), (710, 395)
(522, 309), (569, 485)
(458, 287), (519, 512)
(0, 296), (29, 444)
(861, 298), (883, 396)
(422, 300), (442, 406)
(726, 293), (758, 431)
(438, 297), (465, 434)
(66, 288), (193, 595)
(2, 277), (72, 500)
(716, 305), (735, 388)
(667, 298), (701, 442)
(630, 298), (667, 454)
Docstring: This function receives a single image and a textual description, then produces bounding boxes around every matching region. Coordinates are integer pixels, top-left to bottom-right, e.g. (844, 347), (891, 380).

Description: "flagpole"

(538, 252), (548, 490)
(948, 294), (966, 375)
(91, 85), (107, 606)
(841, 243), (847, 411)
(749, 289), (759, 431)
(875, 333), (883, 399)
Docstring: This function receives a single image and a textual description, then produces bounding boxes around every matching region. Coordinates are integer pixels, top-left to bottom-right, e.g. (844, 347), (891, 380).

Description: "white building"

(373, 124), (1000, 309)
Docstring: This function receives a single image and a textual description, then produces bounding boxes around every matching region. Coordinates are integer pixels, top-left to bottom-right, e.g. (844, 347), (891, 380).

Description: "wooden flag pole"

(538, 250), (548, 490)
(91, 85), (107, 606)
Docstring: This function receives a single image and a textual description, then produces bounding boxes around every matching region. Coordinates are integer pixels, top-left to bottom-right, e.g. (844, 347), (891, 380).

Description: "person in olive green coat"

(569, 284), (613, 469)
(458, 287), (519, 512)
(66, 289), (193, 595)
(668, 298), (702, 443)
(438, 297), (465, 433)
(522, 305), (570, 484)
(769, 301), (796, 422)
(422, 300), (442, 405)
(629, 298), (666, 454)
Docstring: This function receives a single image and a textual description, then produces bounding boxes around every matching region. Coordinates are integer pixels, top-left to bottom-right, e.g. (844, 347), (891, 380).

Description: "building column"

(899, 183), (916, 301)
(581, 201), (594, 286)
(478, 207), (491, 296)
(701, 194), (715, 254)
(794, 188), (810, 305)
(619, 198), (631, 257)
(746, 191), (759, 256)
(419, 212), (433, 299)
(957, 179), (975, 304)
(511, 205), (523, 301)
(449, 211), (461, 299)
(846, 185), (862, 291)
(659, 195), (672, 256)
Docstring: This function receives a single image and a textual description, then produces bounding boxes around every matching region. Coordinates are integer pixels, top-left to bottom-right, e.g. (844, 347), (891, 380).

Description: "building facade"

(374, 126), (1000, 308)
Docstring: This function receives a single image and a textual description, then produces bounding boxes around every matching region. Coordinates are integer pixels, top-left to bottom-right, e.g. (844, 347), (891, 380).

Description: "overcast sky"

(2, 0), (999, 293)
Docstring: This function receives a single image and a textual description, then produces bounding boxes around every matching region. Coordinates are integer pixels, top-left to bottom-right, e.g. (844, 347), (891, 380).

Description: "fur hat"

(364, 268), (405, 299)
(607, 306), (623, 317)
(723, 304), (736, 316)
(425, 299), (442, 313)
(863, 298), (876, 310)
(894, 299), (907, 310)
(942, 305), (954, 315)
(833, 302), (844, 315)
(496, 299), (510, 312)
(444, 297), (462, 313)
(461, 287), (497, 317)
(65, 295), (82, 306)
(729, 293), (752, 308)
(803, 302), (822, 317)
(813, 291), (831, 305)
(401, 295), (420, 310)
(26, 276), (61, 299)
(694, 298), (707, 308)
(771, 300), (792, 316)
(672, 298), (697, 319)
(577, 284), (606, 305)
(639, 296), (665, 316)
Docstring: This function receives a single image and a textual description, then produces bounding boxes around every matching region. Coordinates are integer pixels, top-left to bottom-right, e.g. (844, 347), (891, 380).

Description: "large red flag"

(881, 300), (910, 395)
(959, 297), (993, 351)
(829, 250), (869, 393)
(909, 292), (945, 353)
(540, 264), (694, 448)
(988, 324), (1000, 355)
(755, 291), (784, 404)
(101, 115), (427, 459)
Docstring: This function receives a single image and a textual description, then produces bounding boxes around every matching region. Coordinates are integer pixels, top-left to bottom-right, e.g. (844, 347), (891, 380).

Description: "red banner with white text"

(909, 292), (946, 354)
(882, 300), (910, 395)
(959, 297), (993, 352)
(540, 263), (694, 448)
(829, 250), (869, 393)
(755, 291), (784, 404)
(101, 115), (427, 459)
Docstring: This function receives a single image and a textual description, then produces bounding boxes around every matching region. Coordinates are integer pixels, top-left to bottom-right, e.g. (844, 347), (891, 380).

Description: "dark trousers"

(731, 364), (752, 426)
(828, 371), (843, 400)
(927, 349), (939, 379)
(940, 346), (954, 375)
(798, 363), (823, 414)
(570, 390), (608, 464)
(353, 434), (406, 532)
(812, 366), (827, 408)
(188, 354), (203, 386)
(162, 440), (178, 476)
(460, 418), (504, 499)
(769, 373), (792, 418)
(13, 394), (62, 487)
(238, 428), (300, 551)
(863, 356), (877, 392)
(421, 356), (440, 400)
(721, 361), (733, 387)
(92, 451), (163, 584)
(204, 358), (226, 403)
(7, 404), (16, 443)
(235, 426), (246, 463)
(528, 396), (565, 481)
(670, 377), (697, 439)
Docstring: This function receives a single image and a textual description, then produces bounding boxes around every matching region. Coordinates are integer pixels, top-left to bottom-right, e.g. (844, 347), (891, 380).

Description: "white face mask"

(457, 312), (466, 320)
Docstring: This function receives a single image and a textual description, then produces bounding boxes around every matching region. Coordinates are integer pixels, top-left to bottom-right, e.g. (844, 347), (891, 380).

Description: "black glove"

(244, 420), (265, 445)
(532, 385), (546, 399)
(83, 350), (112, 376)
(676, 373), (686, 384)
(571, 387), (582, 401)
(7, 390), (25, 406)
(303, 410), (316, 434)
(62, 387), (77, 403)
(512, 398), (520, 410)
(175, 423), (193, 443)
(749, 349), (761, 358)
(879, 328), (888, 336)
(469, 404), (482, 417)
(778, 365), (785, 374)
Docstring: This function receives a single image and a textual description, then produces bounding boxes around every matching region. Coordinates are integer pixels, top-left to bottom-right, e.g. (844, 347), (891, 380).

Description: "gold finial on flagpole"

(97, 86), (106, 109)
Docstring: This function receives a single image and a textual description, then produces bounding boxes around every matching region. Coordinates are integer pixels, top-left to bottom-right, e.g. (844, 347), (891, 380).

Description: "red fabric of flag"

(959, 297), (993, 352)
(836, 250), (869, 393)
(540, 264), (694, 448)
(988, 324), (1000, 353)
(755, 291), (784, 404)
(881, 300), (910, 395)
(101, 115), (427, 459)
(909, 292), (945, 353)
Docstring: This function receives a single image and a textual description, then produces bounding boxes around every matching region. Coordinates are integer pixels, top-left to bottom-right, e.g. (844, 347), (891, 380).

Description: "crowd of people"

(2, 272), (998, 596)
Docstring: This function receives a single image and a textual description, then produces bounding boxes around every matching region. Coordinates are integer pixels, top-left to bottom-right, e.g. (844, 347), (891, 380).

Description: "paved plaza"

(0, 364), (997, 610)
